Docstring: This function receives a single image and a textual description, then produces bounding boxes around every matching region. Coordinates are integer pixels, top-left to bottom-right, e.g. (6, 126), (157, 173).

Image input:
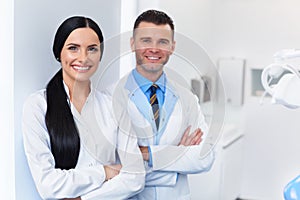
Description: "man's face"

(131, 22), (175, 75)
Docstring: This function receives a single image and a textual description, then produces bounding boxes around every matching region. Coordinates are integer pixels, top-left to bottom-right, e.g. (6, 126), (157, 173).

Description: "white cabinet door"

(189, 127), (244, 200)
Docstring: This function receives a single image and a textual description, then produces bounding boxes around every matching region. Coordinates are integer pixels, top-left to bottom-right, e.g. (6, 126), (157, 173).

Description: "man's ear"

(130, 37), (135, 52)
(170, 40), (176, 55)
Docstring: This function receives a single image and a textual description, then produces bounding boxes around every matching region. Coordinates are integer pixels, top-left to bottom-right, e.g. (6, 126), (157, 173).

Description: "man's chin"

(141, 63), (164, 73)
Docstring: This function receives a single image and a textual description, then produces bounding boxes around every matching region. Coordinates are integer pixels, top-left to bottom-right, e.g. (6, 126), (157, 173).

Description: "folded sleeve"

(150, 145), (215, 173)
(149, 93), (215, 174)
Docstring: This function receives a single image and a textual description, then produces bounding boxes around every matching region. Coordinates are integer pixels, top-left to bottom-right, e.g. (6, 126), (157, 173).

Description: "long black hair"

(46, 16), (104, 169)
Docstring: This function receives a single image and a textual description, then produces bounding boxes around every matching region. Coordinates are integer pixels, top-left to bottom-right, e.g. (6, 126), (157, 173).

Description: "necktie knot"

(150, 84), (158, 93)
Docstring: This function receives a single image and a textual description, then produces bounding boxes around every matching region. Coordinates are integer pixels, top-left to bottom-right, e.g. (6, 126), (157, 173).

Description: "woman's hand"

(104, 164), (122, 181)
(139, 146), (149, 161)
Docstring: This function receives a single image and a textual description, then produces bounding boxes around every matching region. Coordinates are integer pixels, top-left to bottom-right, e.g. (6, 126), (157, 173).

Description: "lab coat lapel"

(159, 81), (178, 130)
(125, 73), (153, 123)
(72, 90), (117, 164)
(154, 81), (182, 144)
(124, 73), (155, 145)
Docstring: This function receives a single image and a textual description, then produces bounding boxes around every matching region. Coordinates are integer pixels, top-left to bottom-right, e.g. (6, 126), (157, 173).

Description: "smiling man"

(131, 21), (175, 80)
(112, 9), (215, 200)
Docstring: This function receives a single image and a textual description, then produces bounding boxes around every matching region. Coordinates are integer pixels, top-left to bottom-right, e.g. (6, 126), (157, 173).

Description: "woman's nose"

(78, 50), (88, 62)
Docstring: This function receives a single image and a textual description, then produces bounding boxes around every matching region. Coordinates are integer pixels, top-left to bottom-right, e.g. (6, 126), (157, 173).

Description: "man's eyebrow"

(140, 37), (151, 39)
(159, 38), (170, 42)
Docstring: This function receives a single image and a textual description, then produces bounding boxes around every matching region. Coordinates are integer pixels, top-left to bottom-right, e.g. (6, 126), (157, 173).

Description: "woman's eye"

(68, 46), (78, 51)
(88, 46), (99, 52)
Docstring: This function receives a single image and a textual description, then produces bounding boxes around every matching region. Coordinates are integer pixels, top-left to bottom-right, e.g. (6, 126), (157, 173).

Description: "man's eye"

(142, 39), (151, 43)
(159, 40), (169, 45)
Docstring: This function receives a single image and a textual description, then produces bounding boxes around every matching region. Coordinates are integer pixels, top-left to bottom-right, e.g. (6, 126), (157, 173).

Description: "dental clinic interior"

(6, 0), (300, 199)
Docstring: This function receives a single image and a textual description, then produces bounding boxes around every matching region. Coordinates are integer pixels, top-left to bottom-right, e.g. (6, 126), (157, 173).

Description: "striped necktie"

(150, 84), (159, 129)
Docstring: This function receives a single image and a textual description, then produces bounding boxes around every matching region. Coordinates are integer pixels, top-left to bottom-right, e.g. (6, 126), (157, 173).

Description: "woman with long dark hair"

(22, 16), (145, 200)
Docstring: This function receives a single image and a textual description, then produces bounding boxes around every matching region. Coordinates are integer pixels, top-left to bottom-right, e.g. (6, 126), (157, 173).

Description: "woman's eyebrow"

(66, 43), (80, 46)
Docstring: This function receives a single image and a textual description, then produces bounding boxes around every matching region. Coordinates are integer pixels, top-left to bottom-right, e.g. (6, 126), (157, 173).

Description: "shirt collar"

(132, 69), (166, 93)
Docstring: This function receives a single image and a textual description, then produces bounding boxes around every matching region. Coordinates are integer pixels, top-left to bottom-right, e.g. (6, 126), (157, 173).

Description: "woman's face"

(60, 27), (101, 85)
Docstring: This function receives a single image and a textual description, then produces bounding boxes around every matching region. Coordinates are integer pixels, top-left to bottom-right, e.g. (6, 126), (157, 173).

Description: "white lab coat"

(22, 84), (145, 200)
(112, 73), (215, 200)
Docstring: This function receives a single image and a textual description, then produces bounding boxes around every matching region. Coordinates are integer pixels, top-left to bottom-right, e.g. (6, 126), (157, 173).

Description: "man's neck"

(136, 67), (163, 82)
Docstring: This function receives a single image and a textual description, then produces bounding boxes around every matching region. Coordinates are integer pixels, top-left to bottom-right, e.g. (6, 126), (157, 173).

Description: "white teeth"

(73, 66), (90, 70)
(147, 56), (159, 60)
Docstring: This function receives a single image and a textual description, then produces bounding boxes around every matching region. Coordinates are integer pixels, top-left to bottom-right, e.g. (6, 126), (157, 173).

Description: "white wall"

(210, 0), (300, 67)
(14, 0), (121, 199)
(208, 0), (300, 199)
(0, 0), (15, 199)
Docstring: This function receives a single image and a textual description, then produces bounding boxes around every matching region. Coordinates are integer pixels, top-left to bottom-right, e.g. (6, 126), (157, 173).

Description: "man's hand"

(178, 126), (203, 146)
(104, 164), (122, 181)
(139, 146), (149, 161)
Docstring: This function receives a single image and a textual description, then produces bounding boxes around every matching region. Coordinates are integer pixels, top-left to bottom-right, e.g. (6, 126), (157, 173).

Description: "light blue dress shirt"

(132, 69), (166, 107)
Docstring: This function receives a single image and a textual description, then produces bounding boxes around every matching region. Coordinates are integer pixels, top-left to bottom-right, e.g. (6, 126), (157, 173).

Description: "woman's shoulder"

(23, 89), (47, 111)
(25, 89), (46, 101)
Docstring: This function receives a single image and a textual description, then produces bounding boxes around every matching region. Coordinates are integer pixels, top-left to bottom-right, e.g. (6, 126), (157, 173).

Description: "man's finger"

(179, 125), (191, 145)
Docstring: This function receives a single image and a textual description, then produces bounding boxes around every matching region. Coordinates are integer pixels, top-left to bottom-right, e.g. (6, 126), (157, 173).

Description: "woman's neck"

(65, 80), (91, 113)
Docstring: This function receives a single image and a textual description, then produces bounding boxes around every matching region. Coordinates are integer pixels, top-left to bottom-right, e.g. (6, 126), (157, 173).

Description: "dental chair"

(284, 175), (300, 200)
(261, 49), (300, 200)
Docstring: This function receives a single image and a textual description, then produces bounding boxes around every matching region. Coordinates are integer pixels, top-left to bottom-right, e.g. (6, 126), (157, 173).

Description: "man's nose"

(148, 43), (160, 52)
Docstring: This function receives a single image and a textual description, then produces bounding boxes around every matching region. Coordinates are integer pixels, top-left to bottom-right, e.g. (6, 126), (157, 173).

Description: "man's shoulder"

(167, 78), (194, 97)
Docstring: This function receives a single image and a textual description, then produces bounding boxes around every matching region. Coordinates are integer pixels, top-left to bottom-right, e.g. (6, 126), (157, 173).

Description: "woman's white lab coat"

(22, 85), (145, 200)
(112, 73), (215, 200)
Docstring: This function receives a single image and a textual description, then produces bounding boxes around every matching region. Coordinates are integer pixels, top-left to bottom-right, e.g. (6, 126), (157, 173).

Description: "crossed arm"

(139, 126), (203, 161)
(63, 165), (121, 200)
(138, 92), (215, 180)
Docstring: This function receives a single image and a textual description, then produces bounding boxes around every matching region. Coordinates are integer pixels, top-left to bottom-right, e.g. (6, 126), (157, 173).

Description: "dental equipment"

(261, 49), (300, 108)
(261, 49), (300, 200)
